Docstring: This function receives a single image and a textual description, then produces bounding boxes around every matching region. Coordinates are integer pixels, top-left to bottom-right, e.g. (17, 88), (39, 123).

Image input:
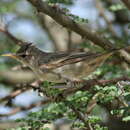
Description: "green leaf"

(123, 116), (130, 122)
(109, 4), (126, 11)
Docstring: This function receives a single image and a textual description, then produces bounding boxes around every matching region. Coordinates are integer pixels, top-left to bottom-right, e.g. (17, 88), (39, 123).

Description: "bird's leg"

(66, 79), (84, 88)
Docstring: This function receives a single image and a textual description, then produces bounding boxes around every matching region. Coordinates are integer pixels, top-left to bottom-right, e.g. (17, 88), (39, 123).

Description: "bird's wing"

(39, 51), (100, 70)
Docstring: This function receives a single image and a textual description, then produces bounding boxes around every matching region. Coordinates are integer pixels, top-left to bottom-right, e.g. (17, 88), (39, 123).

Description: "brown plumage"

(2, 43), (122, 82)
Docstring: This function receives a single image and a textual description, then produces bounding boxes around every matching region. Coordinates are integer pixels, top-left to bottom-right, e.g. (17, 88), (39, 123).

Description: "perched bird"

(1, 43), (122, 83)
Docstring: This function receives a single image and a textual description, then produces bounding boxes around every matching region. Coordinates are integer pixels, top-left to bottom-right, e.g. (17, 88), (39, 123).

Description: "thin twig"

(95, 0), (119, 38)
(67, 30), (72, 51)
(26, 0), (130, 65)
(121, 0), (130, 10)
(0, 76), (130, 117)
(0, 98), (52, 117)
(0, 20), (27, 46)
(67, 103), (92, 130)
(0, 87), (31, 103)
(37, 13), (61, 51)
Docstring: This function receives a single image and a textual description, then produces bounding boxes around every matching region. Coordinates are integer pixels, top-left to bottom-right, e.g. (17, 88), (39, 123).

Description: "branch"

(37, 13), (61, 51)
(0, 70), (36, 83)
(62, 76), (130, 96)
(27, 0), (130, 65)
(0, 98), (52, 117)
(95, 0), (119, 38)
(0, 22), (28, 46)
(27, 0), (115, 50)
(121, 0), (130, 10)
(0, 87), (31, 103)
(0, 76), (129, 117)
(68, 104), (92, 130)
(67, 30), (73, 51)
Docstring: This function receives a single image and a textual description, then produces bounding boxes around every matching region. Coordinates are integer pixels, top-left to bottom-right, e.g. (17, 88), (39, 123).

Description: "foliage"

(47, 0), (73, 5)
(1, 0), (130, 130)
(9, 63), (130, 129)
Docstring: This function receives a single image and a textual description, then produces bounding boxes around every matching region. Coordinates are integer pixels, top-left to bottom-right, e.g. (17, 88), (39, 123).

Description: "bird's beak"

(1, 53), (17, 59)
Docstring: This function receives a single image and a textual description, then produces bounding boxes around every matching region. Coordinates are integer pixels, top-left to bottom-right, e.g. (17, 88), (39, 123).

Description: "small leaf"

(123, 116), (130, 122)
(109, 4), (126, 11)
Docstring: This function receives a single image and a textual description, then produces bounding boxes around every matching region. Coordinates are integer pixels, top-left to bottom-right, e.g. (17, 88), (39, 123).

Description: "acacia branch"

(0, 23), (28, 46)
(68, 104), (91, 130)
(0, 87), (31, 103)
(62, 76), (130, 96)
(95, 0), (118, 38)
(0, 76), (129, 117)
(27, 0), (115, 50)
(0, 98), (52, 117)
(27, 0), (130, 64)
(37, 13), (61, 51)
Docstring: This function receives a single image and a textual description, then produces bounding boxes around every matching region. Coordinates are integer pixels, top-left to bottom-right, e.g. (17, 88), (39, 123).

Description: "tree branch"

(0, 23), (28, 46)
(95, 0), (119, 38)
(0, 75), (130, 117)
(0, 98), (52, 117)
(27, 0), (116, 50)
(37, 13), (61, 51)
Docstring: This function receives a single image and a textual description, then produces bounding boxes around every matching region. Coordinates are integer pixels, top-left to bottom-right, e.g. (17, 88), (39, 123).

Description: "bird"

(1, 43), (123, 83)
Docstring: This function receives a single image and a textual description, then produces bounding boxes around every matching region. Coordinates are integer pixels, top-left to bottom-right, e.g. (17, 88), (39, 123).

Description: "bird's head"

(1, 43), (32, 64)
(1, 53), (18, 60)
(1, 53), (28, 64)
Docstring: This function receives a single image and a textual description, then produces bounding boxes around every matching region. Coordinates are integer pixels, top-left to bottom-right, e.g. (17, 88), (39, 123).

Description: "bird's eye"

(20, 54), (27, 58)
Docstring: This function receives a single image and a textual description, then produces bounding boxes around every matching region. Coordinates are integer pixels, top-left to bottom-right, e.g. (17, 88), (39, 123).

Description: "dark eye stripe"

(20, 54), (27, 58)
(18, 53), (27, 58)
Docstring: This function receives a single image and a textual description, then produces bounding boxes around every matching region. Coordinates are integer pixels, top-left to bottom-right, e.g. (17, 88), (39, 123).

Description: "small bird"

(1, 43), (122, 83)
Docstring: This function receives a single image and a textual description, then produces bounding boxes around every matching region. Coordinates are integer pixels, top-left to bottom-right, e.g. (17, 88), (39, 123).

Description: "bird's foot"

(66, 79), (84, 88)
